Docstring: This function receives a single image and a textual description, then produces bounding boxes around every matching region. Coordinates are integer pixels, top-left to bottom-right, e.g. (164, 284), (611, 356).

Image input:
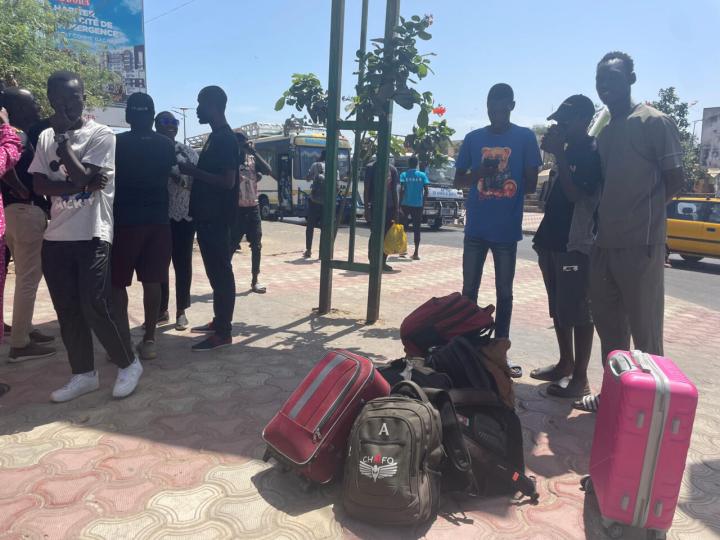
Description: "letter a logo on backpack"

(378, 423), (389, 436)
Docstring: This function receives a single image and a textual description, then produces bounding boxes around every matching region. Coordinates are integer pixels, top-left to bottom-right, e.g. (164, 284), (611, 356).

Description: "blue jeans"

(462, 236), (517, 339)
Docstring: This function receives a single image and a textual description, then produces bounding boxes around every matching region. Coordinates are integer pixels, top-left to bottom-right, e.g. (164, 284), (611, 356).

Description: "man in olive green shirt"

(575, 52), (685, 412)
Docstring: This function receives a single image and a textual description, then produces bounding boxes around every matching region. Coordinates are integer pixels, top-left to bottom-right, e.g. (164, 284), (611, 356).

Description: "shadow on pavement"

(679, 459), (720, 534)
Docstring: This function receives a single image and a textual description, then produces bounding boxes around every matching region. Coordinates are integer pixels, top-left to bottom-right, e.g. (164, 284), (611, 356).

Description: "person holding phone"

(454, 83), (542, 377)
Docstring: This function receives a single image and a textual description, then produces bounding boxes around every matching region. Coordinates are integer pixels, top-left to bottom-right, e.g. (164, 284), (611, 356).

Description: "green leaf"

(274, 96), (286, 111)
(418, 108), (429, 129)
(417, 64), (428, 78)
(418, 31), (432, 40)
(411, 15), (421, 21)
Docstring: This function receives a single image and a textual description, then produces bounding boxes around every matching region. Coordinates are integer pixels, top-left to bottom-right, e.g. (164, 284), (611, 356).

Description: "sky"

(142, 0), (720, 141)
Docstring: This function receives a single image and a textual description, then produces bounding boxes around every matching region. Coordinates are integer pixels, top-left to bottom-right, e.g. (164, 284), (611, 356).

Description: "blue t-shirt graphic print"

(456, 124), (542, 243)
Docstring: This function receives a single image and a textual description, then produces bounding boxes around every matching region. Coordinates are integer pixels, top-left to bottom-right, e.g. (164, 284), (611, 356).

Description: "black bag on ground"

(377, 358), (453, 390)
(342, 381), (444, 525)
(447, 389), (538, 501)
(427, 336), (515, 410)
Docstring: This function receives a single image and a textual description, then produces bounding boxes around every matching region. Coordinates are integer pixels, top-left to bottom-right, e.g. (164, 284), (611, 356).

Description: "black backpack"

(342, 381), (444, 525)
(443, 388), (538, 501)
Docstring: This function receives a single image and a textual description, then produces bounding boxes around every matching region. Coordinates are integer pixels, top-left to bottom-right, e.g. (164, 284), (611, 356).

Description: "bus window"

(295, 146), (351, 180)
(257, 149), (275, 171)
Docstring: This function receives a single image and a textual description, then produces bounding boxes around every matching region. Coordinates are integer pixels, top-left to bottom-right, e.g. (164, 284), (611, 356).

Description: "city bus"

(249, 127), (354, 220)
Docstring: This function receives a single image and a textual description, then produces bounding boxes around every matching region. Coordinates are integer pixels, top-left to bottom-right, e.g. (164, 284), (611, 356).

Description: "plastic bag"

(384, 223), (407, 255)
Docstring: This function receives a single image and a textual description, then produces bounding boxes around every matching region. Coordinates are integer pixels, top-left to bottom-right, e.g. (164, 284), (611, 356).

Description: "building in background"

(50, 0), (146, 127)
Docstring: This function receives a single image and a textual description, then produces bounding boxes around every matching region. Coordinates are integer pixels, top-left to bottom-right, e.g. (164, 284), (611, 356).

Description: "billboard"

(50, 0), (146, 127)
(700, 107), (720, 170)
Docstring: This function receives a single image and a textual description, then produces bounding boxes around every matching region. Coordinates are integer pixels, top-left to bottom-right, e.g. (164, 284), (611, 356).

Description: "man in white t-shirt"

(29, 71), (143, 403)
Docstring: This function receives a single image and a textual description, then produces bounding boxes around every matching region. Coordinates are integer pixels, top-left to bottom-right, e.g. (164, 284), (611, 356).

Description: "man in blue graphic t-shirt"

(454, 83), (542, 375)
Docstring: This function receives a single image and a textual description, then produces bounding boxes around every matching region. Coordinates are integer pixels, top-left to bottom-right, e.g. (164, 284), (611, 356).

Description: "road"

(285, 218), (720, 310)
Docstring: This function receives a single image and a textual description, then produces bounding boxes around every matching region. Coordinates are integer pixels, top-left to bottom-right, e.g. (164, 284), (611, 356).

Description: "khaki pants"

(5, 204), (47, 349)
(589, 244), (665, 364)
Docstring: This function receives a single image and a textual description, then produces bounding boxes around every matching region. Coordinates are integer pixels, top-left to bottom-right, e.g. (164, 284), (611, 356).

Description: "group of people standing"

(454, 51), (684, 411)
(0, 71), (269, 403)
(0, 50), (685, 411)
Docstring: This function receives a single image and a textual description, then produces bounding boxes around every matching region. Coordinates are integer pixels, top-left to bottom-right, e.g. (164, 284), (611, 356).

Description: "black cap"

(126, 92), (154, 115)
(548, 94), (595, 122)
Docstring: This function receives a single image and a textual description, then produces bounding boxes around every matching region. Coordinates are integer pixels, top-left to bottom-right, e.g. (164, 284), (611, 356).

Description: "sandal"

(547, 380), (591, 398)
(530, 363), (572, 382)
(572, 393), (600, 413)
(507, 361), (523, 379)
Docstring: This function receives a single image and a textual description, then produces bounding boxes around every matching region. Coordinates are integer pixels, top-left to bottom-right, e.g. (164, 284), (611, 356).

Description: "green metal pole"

(318, 0), (345, 314)
(366, 0), (400, 324)
(348, 0), (369, 264)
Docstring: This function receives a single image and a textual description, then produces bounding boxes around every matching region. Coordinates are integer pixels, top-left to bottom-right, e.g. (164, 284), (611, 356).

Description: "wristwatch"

(54, 133), (69, 145)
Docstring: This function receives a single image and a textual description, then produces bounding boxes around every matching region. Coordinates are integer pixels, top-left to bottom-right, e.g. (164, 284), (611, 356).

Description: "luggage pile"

(261, 293), (698, 537)
(262, 293), (539, 527)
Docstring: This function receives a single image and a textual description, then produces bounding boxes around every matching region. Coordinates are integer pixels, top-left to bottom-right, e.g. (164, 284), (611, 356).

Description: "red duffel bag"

(400, 292), (494, 357)
(262, 350), (390, 484)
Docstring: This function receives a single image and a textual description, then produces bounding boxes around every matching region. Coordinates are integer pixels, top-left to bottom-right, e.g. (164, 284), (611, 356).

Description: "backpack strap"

(471, 442), (539, 503)
(424, 388), (472, 476)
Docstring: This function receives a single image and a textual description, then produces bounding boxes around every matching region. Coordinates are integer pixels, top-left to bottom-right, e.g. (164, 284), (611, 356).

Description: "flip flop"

(530, 364), (572, 382)
(507, 361), (523, 379)
(572, 393), (600, 413)
(547, 380), (591, 398)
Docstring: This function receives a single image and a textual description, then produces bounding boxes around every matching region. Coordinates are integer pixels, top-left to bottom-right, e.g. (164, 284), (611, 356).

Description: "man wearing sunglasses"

(155, 111), (199, 331)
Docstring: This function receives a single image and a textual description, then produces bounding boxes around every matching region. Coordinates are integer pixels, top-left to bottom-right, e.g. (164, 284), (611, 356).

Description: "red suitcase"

(585, 350), (698, 539)
(262, 350), (390, 484)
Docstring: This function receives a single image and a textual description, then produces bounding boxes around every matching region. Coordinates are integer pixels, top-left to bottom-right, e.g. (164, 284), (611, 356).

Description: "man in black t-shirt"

(180, 86), (239, 352)
(530, 95), (601, 398)
(1, 87), (56, 363)
(364, 160), (400, 271)
(111, 93), (176, 361)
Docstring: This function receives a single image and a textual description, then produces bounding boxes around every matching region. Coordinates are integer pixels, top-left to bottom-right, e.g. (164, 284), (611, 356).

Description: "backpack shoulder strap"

(391, 380), (430, 403)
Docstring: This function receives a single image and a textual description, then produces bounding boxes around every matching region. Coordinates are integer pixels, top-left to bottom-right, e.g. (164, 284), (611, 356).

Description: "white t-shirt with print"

(28, 120), (115, 243)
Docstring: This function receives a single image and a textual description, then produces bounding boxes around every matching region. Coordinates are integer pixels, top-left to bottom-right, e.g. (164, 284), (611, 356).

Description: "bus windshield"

(296, 146), (351, 181)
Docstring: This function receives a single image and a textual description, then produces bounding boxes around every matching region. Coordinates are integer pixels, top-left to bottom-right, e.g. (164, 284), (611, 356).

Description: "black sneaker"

(190, 321), (215, 333)
(9, 343), (56, 363)
(30, 329), (55, 344)
(192, 335), (231, 352)
(158, 311), (170, 324)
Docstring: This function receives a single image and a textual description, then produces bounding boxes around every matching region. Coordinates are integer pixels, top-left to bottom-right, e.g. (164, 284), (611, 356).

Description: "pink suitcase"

(585, 350), (698, 539)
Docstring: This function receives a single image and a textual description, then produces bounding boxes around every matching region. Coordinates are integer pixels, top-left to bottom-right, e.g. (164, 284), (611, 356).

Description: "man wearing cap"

(454, 83), (542, 377)
(111, 92), (176, 361)
(530, 95), (601, 398)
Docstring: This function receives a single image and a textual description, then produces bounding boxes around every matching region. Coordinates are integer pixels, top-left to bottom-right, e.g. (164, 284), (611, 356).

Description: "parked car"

(666, 196), (720, 262)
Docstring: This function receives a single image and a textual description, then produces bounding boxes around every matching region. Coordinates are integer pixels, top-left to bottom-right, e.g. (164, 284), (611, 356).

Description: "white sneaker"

(112, 357), (143, 399)
(51, 371), (99, 403)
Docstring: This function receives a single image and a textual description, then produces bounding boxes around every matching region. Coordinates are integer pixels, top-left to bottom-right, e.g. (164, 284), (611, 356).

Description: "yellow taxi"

(666, 196), (720, 262)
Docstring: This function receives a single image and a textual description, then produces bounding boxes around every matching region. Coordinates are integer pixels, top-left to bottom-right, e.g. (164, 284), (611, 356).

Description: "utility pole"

(172, 107), (193, 145)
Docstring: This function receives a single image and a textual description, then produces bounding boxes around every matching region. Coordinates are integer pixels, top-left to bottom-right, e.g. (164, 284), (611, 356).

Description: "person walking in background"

(155, 111), (199, 331)
(454, 83), (542, 378)
(304, 150), (327, 259)
(0, 88), (56, 363)
(231, 131), (272, 293)
(180, 86), (239, 352)
(575, 52), (685, 412)
(400, 155), (429, 260)
(530, 95), (600, 398)
(364, 158), (400, 271)
(30, 71), (141, 402)
(111, 93), (176, 361)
